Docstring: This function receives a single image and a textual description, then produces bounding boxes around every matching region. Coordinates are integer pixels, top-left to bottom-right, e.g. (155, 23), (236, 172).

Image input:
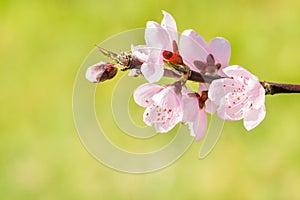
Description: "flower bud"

(85, 62), (118, 83)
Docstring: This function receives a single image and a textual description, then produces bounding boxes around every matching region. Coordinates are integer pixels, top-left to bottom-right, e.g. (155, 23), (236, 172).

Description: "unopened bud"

(162, 50), (183, 65)
(85, 62), (118, 83)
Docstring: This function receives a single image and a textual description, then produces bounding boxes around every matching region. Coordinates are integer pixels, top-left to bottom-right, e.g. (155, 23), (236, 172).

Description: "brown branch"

(188, 70), (221, 84)
(260, 81), (300, 95)
(188, 70), (300, 95)
(187, 70), (300, 95)
(98, 49), (300, 95)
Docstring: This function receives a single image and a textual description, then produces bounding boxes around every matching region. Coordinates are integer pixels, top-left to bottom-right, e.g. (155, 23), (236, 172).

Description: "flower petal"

(221, 97), (245, 121)
(154, 120), (178, 133)
(186, 109), (207, 141)
(182, 94), (198, 122)
(151, 86), (183, 133)
(223, 65), (258, 80)
(131, 45), (150, 62)
(143, 99), (182, 132)
(161, 10), (177, 32)
(143, 106), (157, 126)
(209, 37), (231, 68)
(244, 105), (266, 130)
(141, 62), (164, 83)
(179, 30), (209, 72)
(161, 10), (178, 44)
(152, 86), (182, 109)
(208, 79), (226, 104)
(182, 29), (209, 51)
(182, 88), (208, 141)
(205, 99), (217, 114)
(194, 109), (208, 141)
(145, 21), (172, 50)
(133, 83), (163, 107)
(248, 81), (265, 109)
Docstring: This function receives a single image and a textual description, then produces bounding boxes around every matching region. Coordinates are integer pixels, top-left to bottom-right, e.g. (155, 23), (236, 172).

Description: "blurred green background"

(1, 0), (300, 199)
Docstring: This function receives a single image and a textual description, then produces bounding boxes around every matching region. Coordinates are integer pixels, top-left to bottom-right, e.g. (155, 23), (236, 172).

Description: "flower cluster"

(86, 10), (267, 141)
(131, 11), (266, 140)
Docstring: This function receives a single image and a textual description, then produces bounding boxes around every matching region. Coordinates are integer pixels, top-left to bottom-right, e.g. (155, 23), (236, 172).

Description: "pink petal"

(145, 21), (172, 50)
(182, 29), (209, 51)
(244, 105), (266, 130)
(161, 10), (177, 32)
(208, 79), (226, 103)
(220, 78), (244, 93)
(223, 65), (258, 80)
(145, 48), (162, 63)
(143, 106), (159, 126)
(141, 62), (164, 83)
(152, 86), (183, 133)
(155, 103), (182, 132)
(221, 98), (245, 121)
(248, 81), (265, 109)
(133, 83), (163, 107)
(217, 99), (230, 120)
(179, 30), (209, 71)
(131, 45), (150, 61)
(209, 37), (231, 68)
(182, 94), (198, 122)
(161, 10), (178, 44)
(186, 109), (207, 141)
(205, 99), (217, 114)
(194, 109), (208, 141)
(186, 122), (196, 137)
(182, 88), (208, 141)
(154, 119), (179, 133)
(152, 86), (182, 109)
(143, 103), (179, 131)
(139, 48), (164, 83)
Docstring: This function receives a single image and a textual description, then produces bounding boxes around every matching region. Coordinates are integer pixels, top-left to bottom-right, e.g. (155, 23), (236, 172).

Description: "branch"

(188, 70), (300, 95)
(260, 81), (300, 95)
(96, 48), (300, 95)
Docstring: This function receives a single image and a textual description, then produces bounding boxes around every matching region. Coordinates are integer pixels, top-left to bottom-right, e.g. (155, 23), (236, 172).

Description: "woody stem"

(260, 81), (300, 95)
(187, 70), (300, 95)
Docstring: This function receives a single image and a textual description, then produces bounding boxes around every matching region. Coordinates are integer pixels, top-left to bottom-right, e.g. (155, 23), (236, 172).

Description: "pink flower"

(133, 10), (231, 83)
(179, 29), (231, 76)
(133, 83), (183, 132)
(133, 82), (209, 140)
(182, 88), (208, 141)
(131, 11), (178, 83)
(208, 65), (266, 130)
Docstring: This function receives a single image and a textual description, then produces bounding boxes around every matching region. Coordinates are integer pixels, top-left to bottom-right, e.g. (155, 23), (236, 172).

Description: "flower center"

(193, 54), (221, 75)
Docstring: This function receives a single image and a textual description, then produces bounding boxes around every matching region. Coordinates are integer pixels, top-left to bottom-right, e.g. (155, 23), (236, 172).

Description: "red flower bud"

(162, 50), (183, 65)
(85, 62), (118, 83)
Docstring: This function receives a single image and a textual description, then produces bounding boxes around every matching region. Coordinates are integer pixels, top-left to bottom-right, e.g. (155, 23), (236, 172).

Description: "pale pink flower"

(132, 10), (178, 83)
(133, 10), (231, 84)
(182, 88), (208, 141)
(179, 29), (231, 76)
(133, 83), (183, 132)
(178, 29), (232, 114)
(208, 65), (266, 130)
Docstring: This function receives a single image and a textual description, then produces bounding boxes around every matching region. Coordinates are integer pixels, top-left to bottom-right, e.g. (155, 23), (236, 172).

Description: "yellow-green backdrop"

(1, 0), (300, 199)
